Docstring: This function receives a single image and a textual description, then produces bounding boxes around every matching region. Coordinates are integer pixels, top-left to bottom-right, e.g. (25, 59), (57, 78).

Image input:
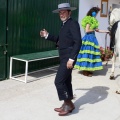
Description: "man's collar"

(63, 17), (71, 24)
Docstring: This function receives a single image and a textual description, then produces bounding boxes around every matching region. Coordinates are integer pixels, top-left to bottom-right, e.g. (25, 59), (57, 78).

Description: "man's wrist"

(45, 33), (49, 39)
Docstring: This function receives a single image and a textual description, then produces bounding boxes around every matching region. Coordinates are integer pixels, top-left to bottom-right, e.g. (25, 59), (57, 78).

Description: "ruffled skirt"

(74, 33), (103, 71)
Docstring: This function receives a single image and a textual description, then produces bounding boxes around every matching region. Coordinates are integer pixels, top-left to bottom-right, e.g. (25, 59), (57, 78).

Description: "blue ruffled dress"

(74, 16), (103, 71)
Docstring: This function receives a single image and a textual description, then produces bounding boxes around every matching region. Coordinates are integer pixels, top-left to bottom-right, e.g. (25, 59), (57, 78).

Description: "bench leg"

(25, 61), (28, 83)
(9, 57), (13, 78)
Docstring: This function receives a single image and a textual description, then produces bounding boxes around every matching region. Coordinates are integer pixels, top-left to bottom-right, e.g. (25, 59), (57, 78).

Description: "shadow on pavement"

(73, 86), (109, 114)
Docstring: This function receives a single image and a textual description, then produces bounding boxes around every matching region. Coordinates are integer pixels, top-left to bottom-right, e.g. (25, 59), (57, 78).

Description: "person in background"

(74, 7), (109, 77)
(40, 3), (82, 116)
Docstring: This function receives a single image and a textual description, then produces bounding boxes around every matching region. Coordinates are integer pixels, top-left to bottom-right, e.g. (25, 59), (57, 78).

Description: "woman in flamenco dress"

(74, 7), (109, 77)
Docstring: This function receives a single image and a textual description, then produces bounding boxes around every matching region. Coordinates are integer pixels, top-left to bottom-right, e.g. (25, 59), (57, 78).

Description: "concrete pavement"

(0, 59), (120, 120)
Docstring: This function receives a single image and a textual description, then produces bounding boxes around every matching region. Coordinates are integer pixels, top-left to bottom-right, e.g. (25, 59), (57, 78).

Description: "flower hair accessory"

(92, 12), (96, 17)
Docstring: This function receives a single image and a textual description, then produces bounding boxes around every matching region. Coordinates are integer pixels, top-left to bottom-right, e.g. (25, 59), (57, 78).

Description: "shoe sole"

(58, 108), (75, 116)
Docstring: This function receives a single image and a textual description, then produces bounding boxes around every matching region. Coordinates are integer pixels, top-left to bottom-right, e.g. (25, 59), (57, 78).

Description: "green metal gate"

(0, 0), (79, 81)
(0, 0), (7, 80)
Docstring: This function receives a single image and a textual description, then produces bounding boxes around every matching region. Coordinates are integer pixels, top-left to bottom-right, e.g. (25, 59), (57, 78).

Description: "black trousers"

(54, 62), (73, 101)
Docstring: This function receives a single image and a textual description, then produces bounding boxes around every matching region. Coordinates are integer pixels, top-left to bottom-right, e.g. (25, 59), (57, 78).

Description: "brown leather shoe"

(58, 104), (75, 116)
(89, 71), (93, 74)
(83, 71), (92, 77)
(54, 103), (65, 112)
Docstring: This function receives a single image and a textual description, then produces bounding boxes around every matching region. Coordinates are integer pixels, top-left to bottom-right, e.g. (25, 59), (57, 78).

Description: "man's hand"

(40, 29), (48, 37)
(67, 60), (74, 69)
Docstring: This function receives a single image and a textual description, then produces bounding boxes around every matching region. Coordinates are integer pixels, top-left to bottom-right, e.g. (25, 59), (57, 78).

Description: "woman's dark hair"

(87, 7), (101, 16)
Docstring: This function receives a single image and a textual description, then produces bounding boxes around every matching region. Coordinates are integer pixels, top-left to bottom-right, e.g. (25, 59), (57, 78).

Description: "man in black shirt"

(40, 3), (82, 116)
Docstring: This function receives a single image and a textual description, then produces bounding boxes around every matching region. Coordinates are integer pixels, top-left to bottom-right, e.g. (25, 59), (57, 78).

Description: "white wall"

(79, 0), (120, 48)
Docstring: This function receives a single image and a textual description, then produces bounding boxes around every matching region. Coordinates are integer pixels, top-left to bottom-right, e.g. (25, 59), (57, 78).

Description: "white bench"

(9, 50), (59, 83)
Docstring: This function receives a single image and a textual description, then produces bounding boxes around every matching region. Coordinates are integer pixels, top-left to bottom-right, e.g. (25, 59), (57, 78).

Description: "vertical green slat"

(0, 0), (7, 80)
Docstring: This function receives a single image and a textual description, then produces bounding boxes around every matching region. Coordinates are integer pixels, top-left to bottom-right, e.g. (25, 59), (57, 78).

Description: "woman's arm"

(85, 24), (94, 33)
(95, 28), (109, 33)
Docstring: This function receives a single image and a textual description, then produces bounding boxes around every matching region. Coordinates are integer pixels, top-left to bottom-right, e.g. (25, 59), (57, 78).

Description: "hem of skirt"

(74, 65), (103, 71)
